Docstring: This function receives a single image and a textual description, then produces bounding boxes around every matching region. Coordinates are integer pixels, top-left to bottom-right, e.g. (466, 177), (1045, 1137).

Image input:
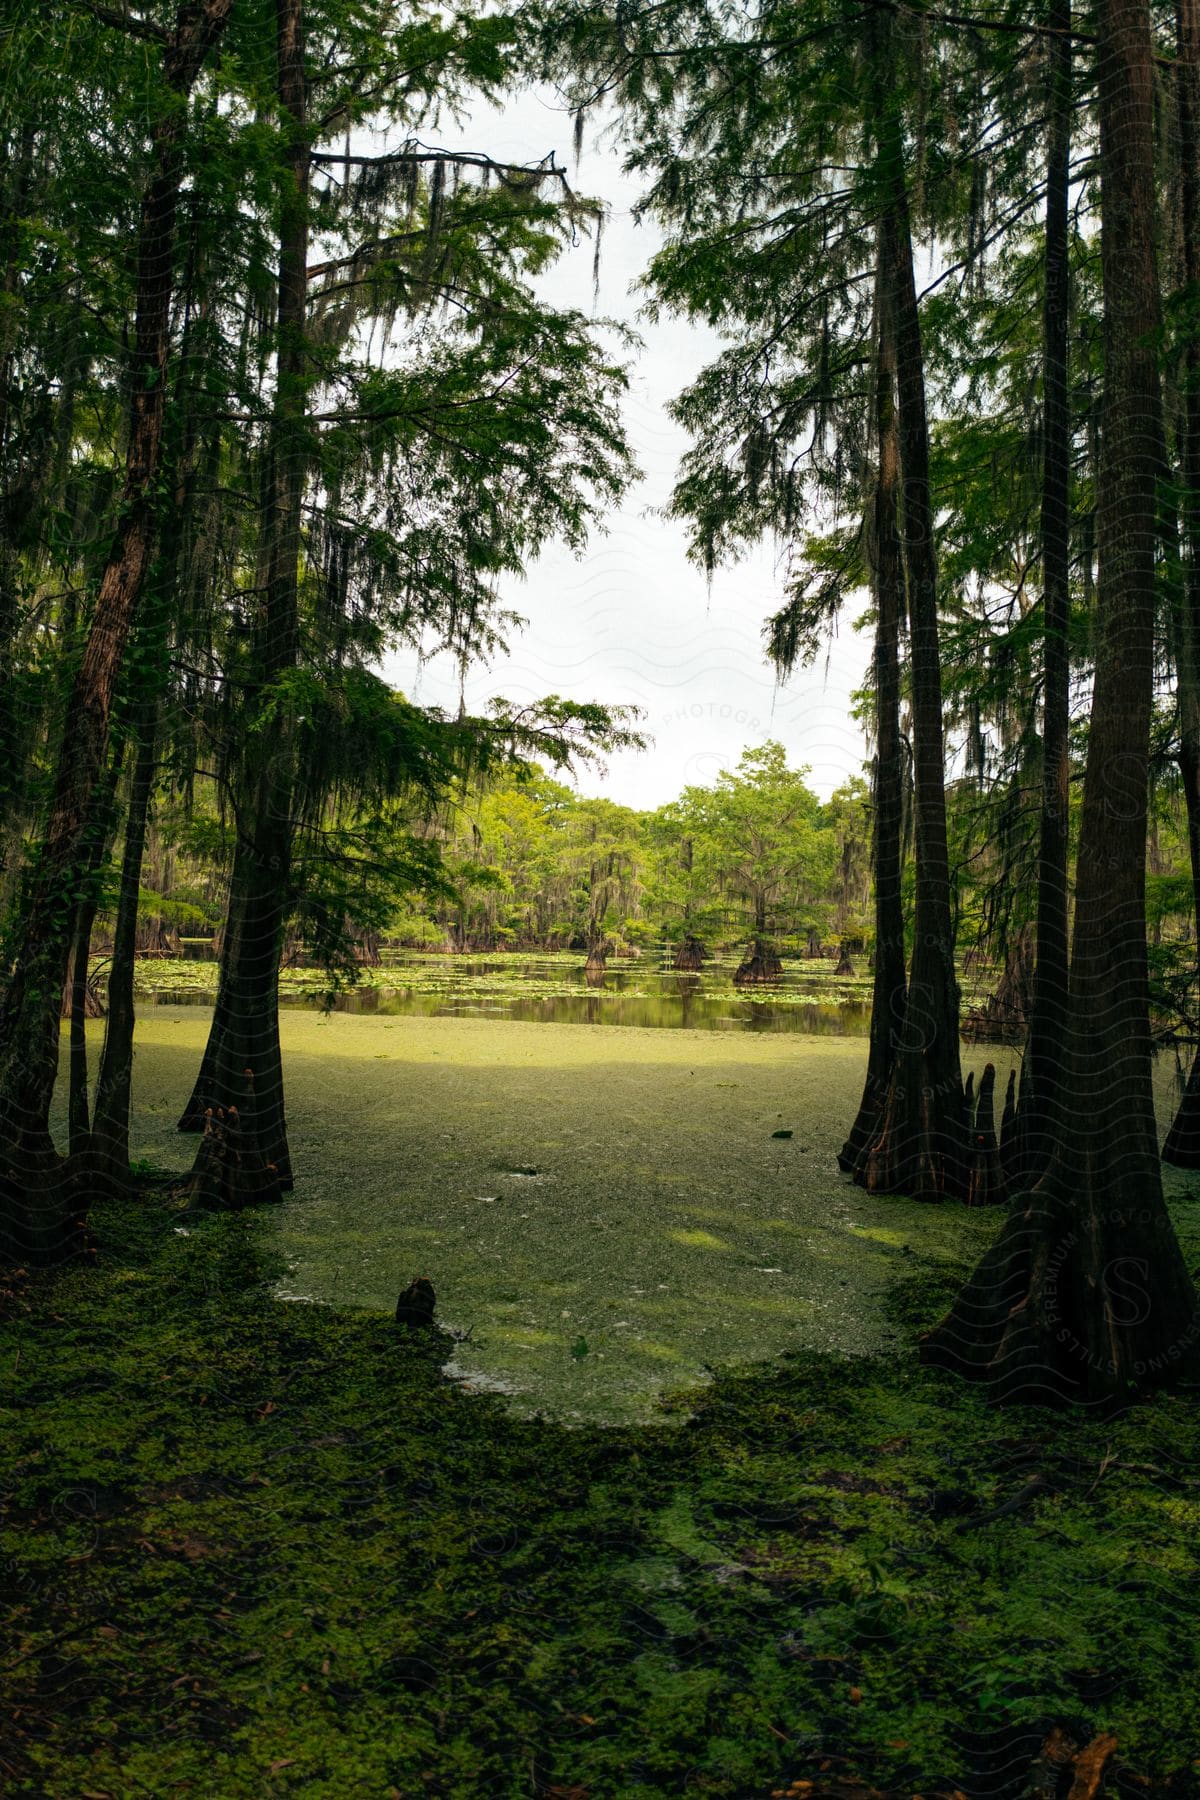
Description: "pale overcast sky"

(382, 91), (870, 808)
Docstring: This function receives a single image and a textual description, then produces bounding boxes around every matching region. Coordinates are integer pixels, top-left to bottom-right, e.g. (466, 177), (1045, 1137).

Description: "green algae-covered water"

(58, 1006), (1005, 1424)
(57, 997), (1200, 1425)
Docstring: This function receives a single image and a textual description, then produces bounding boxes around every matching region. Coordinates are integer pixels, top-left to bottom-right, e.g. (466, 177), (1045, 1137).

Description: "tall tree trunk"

(177, 929), (236, 1129)
(1019, 0), (1073, 1184)
(922, 0), (1199, 1401)
(0, 0), (233, 1264)
(95, 299), (208, 1180)
(188, 0), (307, 1203)
(91, 698), (158, 1181)
(0, 128), (37, 838)
(839, 223), (908, 1172)
(65, 740), (127, 1160)
(66, 922), (95, 1159)
(1163, 0), (1200, 1164)
(854, 33), (965, 1200)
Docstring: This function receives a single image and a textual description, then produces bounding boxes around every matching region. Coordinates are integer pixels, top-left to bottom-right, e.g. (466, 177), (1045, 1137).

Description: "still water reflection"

(143, 951), (874, 1036)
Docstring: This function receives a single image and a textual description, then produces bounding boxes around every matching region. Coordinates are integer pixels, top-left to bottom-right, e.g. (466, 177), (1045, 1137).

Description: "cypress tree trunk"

(854, 39), (965, 1200)
(1163, 0), (1200, 1165)
(66, 906), (100, 1161)
(91, 699), (158, 1181)
(178, 892), (238, 1129)
(94, 353), (202, 1180)
(965, 1062), (1006, 1209)
(187, 0), (307, 1203)
(674, 934), (707, 972)
(1020, 0), (1074, 1185)
(922, 0), (1199, 1401)
(0, 0), (233, 1263)
(839, 223), (908, 1172)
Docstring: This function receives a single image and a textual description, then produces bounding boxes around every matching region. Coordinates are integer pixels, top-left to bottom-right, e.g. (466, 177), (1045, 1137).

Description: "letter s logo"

(1105, 1257), (1152, 1328)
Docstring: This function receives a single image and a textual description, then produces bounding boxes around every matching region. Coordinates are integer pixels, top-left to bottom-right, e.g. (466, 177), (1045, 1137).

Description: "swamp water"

(136, 947), (875, 1035)
(60, 955), (1200, 1424)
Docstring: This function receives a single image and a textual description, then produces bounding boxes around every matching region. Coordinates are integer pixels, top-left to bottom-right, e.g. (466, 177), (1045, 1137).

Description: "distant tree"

(684, 743), (834, 979)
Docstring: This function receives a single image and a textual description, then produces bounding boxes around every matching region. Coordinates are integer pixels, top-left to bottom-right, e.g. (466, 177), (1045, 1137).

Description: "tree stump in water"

(395, 1277), (436, 1329)
(962, 925), (1036, 1043)
(965, 1062), (1007, 1207)
(584, 939), (610, 986)
(60, 977), (104, 1020)
(355, 930), (382, 967)
(734, 939), (783, 985)
(61, 941), (105, 1020)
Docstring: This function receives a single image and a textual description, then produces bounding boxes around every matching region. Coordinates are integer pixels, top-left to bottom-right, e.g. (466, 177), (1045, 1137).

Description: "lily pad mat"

(61, 1008), (1018, 1422)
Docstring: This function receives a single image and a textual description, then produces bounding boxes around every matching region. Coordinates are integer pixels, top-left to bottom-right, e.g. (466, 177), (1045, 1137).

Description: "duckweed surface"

(56, 1010), (1200, 1424)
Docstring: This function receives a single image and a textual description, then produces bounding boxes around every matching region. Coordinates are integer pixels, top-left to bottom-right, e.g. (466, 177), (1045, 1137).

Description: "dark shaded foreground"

(3, 1184), (1199, 1798)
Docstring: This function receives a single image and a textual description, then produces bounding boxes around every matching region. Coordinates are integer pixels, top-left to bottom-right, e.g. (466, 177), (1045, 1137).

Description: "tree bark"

(67, 907), (100, 1161)
(187, 0), (307, 1203)
(91, 697), (159, 1181)
(922, 0), (1199, 1401)
(1163, 0), (1200, 1165)
(674, 934), (707, 971)
(734, 938), (783, 984)
(0, 0), (233, 1264)
(965, 1061), (1006, 1209)
(1019, 0), (1074, 1186)
(840, 221), (908, 1172)
(853, 35), (965, 1200)
(177, 917), (237, 1127)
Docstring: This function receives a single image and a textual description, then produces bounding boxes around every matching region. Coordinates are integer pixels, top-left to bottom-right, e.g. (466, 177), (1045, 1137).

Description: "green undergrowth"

(4, 1187), (1200, 1798)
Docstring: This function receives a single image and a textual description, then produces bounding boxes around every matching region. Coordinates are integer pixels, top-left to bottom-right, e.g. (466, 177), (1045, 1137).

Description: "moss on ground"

(3, 1188), (1200, 1797)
